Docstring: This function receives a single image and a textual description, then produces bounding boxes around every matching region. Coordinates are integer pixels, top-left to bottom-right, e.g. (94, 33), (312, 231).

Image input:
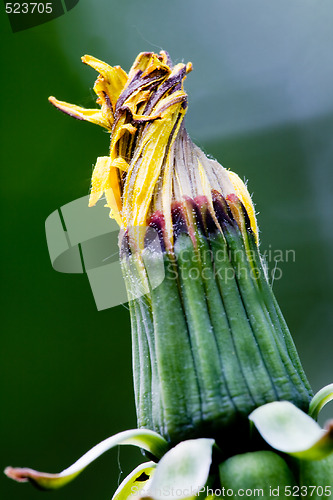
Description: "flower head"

(49, 51), (257, 248)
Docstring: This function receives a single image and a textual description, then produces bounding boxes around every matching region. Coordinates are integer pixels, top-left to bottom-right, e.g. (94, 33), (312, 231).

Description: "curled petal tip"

(48, 95), (58, 107)
(81, 54), (104, 68)
(4, 465), (77, 490)
(4, 429), (168, 491)
(81, 54), (102, 68)
(186, 62), (193, 73)
(5, 466), (35, 483)
(324, 420), (333, 435)
(48, 96), (111, 129)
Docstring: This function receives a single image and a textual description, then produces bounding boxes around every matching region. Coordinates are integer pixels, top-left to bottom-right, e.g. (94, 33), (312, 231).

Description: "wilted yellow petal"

(93, 77), (114, 128)
(82, 55), (127, 109)
(227, 170), (258, 240)
(111, 157), (129, 172)
(105, 168), (122, 224)
(89, 156), (113, 207)
(127, 52), (170, 82)
(120, 89), (151, 117)
(197, 160), (215, 211)
(126, 52), (154, 82)
(160, 152), (174, 248)
(122, 100), (186, 228)
(89, 157), (122, 224)
(48, 97), (110, 130)
(110, 121), (137, 163)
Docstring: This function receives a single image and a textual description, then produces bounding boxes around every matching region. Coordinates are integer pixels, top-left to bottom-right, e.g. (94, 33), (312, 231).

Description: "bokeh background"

(1, 1), (333, 499)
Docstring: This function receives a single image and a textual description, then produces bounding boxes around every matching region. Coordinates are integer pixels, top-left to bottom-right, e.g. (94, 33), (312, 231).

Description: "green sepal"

(249, 401), (333, 460)
(5, 429), (168, 490)
(143, 438), (215, 500)
(309, 384), (333, 421)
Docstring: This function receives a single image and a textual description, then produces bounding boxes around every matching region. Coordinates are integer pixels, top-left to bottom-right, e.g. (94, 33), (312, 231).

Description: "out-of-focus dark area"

(1, 1), (332, 499)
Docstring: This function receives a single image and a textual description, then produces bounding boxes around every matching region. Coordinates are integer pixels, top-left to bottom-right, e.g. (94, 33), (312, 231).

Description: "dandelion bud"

(49, 51), (312, 450)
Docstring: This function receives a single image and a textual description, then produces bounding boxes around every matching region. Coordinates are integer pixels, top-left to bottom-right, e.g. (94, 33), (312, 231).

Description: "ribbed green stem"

(195, 230), (254, 417)
(174, 232), (233, 426)
(121, 256), (153, 429)
(144, 251), (202, 443)
(133, 297), (153, 429)
(245, 230), (312, 409)
(222, 223), (296, 402)
(128, 294), (140, 416)
(209, 231), (277, 406)
(136, 293), (164, 433)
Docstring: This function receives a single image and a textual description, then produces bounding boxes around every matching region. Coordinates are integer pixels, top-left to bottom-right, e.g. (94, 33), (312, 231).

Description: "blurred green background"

(1, 1), (333, 499)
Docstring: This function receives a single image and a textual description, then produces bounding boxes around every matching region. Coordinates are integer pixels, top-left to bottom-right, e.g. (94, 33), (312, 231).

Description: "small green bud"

(299, 454), (333, 500)
(219, 451), (297, 499)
